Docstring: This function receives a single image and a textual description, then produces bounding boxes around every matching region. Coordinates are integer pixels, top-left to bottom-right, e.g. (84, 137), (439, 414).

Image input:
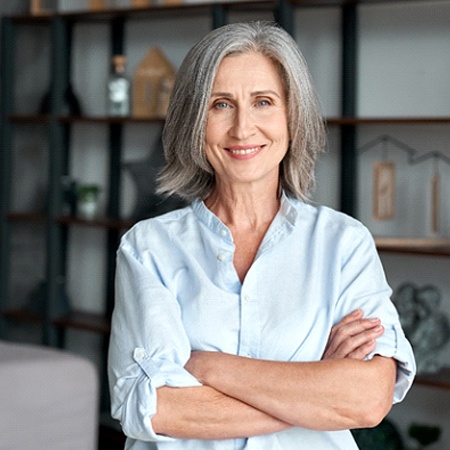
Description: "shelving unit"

(1, 0), (449, 444)
(375, 237), (450, 258)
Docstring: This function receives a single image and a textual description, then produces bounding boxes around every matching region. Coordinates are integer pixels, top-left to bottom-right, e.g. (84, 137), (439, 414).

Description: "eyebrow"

(210, 90), (282, 99)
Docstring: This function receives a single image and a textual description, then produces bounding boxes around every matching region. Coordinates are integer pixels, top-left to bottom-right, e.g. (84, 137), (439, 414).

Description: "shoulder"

(290, 198), (368, 233)
(120, 203), (195, 251)
(287, 197), (373, 249)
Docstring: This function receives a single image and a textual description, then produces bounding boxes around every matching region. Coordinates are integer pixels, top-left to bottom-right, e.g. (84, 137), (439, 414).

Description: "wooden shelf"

(294, 0), (450, 6)
(326, 117), (450, 126)
(6, 211), (48, 223)
(9, 1), (275, 23)
(57, 115), (165, 124)
(8, 0), (441, 24)
(7, 114), (50, 123)
(8, 114), (165, 124)
(415, 367), (450, 390)
(375, 237), (450, 257)
(3, 309), (44, 324)
(9, 114), (450, 126)
(53, 311), (111, 334)
(57, 215), (134, 230)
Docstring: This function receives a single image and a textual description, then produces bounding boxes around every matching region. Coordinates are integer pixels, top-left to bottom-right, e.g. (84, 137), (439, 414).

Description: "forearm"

(187, 353), (396, 431)
(152, 385), (291, 440)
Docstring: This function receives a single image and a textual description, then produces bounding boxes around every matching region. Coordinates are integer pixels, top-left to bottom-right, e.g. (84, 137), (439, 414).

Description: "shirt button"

(244, 295), (251, 302)
(217, 252), (226, 261)
(220, 229), (227, 237)
(134, 348), (146, 361)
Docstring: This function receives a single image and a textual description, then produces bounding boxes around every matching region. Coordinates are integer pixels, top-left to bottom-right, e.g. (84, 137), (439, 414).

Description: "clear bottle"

(107, 55), (130, 116)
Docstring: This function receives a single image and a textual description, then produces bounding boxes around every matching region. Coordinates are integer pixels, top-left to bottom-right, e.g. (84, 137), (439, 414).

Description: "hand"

(322, 309), (384, 360)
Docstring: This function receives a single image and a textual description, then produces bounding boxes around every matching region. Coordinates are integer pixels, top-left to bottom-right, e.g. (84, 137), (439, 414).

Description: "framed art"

(373, 161), (395, 221)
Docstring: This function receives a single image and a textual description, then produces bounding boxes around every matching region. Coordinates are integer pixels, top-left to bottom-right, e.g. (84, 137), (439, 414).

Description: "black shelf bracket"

(0, 18), (16, 339)
(339, 3), (358, 217)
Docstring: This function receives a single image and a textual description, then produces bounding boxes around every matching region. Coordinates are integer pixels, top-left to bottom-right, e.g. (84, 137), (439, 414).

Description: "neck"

(205, 182), (281, 231)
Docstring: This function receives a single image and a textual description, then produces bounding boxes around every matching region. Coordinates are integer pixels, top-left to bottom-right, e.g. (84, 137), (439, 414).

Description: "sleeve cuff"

(117, 348), (201, 442)
(366, 323), (416, 403)
(133, 347), (202, 389)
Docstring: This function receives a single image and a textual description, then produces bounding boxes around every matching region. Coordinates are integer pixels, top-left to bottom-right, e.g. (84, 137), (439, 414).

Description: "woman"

(108, 21), (415, 449)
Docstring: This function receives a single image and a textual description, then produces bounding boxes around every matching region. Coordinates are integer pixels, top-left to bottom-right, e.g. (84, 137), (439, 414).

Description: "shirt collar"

(191, 191), (299, 242)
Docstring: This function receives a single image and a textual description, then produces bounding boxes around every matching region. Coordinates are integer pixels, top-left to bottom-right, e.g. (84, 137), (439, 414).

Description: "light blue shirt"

(108, 194), (415, 450)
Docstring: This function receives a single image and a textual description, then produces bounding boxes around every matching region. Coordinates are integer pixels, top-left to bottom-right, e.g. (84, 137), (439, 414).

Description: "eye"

(213, 101), (230, 109)
(256, 98), (272, 107)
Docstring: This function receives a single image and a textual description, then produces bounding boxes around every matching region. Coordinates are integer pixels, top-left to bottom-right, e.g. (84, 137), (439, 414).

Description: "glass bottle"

(107, 55), (130, 117)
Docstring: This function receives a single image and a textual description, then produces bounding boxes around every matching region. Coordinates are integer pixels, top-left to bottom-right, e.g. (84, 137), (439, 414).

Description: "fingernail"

(351, 309), (361, 316)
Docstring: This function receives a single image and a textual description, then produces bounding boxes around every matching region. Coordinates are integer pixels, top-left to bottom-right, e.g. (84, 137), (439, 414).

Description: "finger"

(330, 317), (381, 341)
(347, 339), (378, 360)
(338, 325), (384, 354)
(328, 310), (373, 341)
(324, 324), (384, 360)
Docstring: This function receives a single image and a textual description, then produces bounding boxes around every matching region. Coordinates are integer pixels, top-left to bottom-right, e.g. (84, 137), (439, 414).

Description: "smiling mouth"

(227, 146), (263, 155)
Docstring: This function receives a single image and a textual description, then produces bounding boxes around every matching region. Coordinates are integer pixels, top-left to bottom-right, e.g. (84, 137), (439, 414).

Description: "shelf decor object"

(77, 184), (101, 220)
(409, 151), (450, 236)
(359, 135), (450, 235)
(39, 82), (82, 116)
(123, 133), (186, 220)
(392, 282), (450, 374)
(89, 0), (108, 10)
(131, 0), (151, 7)
(132, 47), (176, 119)
(57, 0), (107, 13)
(359, 134), (418, 222)
(107, 55), (131, 117)
(30, 0), (57, 15)
(373, 161), (395, 220)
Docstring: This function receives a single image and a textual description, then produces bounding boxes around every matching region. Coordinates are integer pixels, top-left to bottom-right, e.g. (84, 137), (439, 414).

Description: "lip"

(225, 145), (265, 159)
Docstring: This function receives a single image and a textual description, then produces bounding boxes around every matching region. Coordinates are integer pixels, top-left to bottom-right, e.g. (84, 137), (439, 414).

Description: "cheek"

(205, 117), (223, 146)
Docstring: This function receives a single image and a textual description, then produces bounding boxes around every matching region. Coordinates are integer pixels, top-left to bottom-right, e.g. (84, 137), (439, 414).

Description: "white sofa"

(0, 340), (99, 450)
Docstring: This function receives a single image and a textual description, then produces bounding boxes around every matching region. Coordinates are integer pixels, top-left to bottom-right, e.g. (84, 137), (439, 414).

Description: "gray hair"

(157, 21), (326, 201)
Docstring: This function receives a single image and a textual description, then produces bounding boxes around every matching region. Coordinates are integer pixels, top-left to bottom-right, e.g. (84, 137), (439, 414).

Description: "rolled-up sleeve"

(108, 230), (201, 442)
(336, 224), (416, 404)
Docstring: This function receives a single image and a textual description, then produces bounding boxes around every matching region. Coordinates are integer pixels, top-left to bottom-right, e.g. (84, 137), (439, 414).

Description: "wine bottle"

(107, 55), (130, 117)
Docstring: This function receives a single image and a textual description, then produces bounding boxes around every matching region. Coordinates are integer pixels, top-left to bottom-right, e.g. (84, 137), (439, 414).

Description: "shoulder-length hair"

(157, 21), (326, 201)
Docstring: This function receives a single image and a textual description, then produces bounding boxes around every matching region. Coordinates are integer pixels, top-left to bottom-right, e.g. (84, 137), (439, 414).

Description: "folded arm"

(152, 310), (389, 438)
(185, 351), (396, 431)
(153, 385), (291, 439)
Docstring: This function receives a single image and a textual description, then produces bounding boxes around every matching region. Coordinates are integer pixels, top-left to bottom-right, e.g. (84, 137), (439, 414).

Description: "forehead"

(212, 52), (285, 92)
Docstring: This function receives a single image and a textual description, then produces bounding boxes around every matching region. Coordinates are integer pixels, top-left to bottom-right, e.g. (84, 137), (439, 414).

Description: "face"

(205, 52), (289, 192)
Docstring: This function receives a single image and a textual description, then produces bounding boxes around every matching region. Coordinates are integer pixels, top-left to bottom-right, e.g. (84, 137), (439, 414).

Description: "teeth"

(229, 147), (260, 155)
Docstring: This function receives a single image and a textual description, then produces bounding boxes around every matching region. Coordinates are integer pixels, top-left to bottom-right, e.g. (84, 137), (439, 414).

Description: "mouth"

(226, 145), (264, 156)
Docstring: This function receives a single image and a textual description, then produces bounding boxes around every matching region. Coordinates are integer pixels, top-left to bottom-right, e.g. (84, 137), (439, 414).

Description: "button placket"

(239, 287), (260, 359)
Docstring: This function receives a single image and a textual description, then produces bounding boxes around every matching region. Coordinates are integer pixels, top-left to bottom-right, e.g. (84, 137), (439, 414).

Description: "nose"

(229, 107), (255, 140)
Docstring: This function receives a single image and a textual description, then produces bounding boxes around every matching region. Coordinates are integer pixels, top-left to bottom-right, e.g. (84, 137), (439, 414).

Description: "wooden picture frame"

(373, 161), (395, 221)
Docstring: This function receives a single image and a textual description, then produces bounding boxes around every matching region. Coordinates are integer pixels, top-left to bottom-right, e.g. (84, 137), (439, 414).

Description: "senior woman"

(108, 21), (415, 449)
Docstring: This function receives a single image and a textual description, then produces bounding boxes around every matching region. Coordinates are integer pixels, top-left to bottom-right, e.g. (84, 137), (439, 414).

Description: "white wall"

(5, 1), (450, 447)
